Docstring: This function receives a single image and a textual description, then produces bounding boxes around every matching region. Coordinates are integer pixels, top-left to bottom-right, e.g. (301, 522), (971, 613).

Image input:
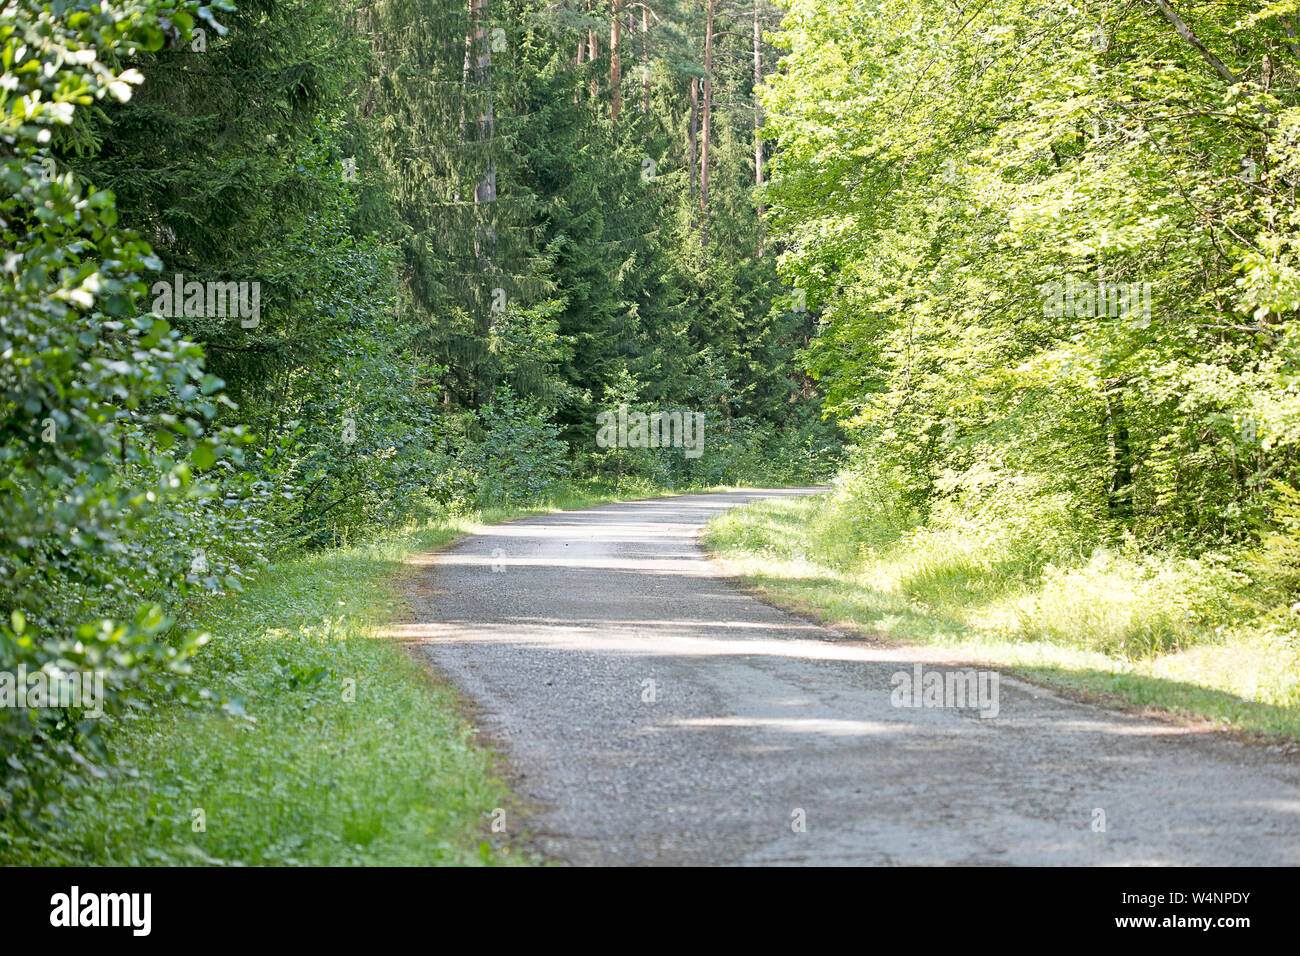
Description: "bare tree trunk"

(611, 0), (623, 120)
(575, 2), (587, 103)
(461, 0), (494, 328)
(462, 0), (475, 83)
(688, 75), (699, 203)
(700, 0), (713, 247)
(574, 0), (585, 72)
(641, 3), (651, 116)
(473, 0), (492, 142)
(753, 0), (764, 255)
(459, 0), (475, 141)
(588, 6), (600, 101)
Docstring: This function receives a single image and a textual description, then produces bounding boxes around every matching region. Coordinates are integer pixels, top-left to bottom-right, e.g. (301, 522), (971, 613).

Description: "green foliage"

(762, 0), (1300, 545)
(0, 0), (246, 822)
(0, 530), (518, 865)
(357, 0), (828, 455)
(223, 139), (448, 547)
(707, 492), (1298, 737)
(752, 1), (1300, 725)
(0, 478), (715, 864)
(71, 0), (445, 546)
(0, 607), (206, 825)
(1253, 480), (1300, 610)
(1, 0), (828, 842)
(467, 388), (571, 503)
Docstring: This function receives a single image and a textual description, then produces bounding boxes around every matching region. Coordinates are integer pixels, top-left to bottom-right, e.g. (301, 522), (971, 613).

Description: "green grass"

(1, 478), (730, 866)
(705, 493), (1300, 741)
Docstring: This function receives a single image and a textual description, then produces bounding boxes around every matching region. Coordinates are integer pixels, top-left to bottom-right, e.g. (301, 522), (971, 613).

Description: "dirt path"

(393, 489), (1300, 865)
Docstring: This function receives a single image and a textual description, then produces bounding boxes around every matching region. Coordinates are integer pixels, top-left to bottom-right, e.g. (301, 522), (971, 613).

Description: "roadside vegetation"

(726, 1), (1300, 743)
(707, 476), (1300, 741)
(2, 478), (748, 865)
(4, 517), (511, 866)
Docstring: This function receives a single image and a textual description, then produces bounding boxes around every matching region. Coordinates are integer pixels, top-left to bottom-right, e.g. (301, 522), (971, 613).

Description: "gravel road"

(394, 489), (1300, 865)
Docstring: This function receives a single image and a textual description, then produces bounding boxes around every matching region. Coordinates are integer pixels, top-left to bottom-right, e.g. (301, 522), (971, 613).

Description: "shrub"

(1, 0), (233, 825)
(468, 389), (570, 503)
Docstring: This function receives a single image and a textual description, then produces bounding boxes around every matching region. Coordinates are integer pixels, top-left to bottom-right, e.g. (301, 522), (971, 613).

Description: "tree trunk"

(588, 7), (600, 101)
(700, 0), (713, 247)
(611, 0), (623, 120)
(1105, 381), (1134, 520)
(688, 75), (699, 203)
(577, 33), (586, 67)
(641, 4), (651, 117)
(1151, 0), (1237, 84)
(576, 2), (587, 103)
(461, 0), (493, 325)
(753, 0), (764, 255)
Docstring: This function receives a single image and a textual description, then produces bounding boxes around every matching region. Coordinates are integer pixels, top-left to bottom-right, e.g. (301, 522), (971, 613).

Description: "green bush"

(0, 607), (207, 826)
(1, 0), (239, 825)
(468, 389), (570, 503)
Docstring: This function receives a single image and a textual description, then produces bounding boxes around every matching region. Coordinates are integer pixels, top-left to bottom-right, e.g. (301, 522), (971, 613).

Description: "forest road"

(393, 489), (1300, 865)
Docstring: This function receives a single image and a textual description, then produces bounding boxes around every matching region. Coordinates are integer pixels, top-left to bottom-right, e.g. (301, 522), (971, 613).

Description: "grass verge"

(704, 493), (1300, 743)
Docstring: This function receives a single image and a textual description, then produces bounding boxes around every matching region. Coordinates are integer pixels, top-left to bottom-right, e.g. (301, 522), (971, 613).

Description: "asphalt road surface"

(394, 489), (1300, 865)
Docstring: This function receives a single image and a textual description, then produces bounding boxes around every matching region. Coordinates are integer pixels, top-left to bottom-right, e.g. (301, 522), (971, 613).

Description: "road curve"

(393, 489), (1300, 865)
